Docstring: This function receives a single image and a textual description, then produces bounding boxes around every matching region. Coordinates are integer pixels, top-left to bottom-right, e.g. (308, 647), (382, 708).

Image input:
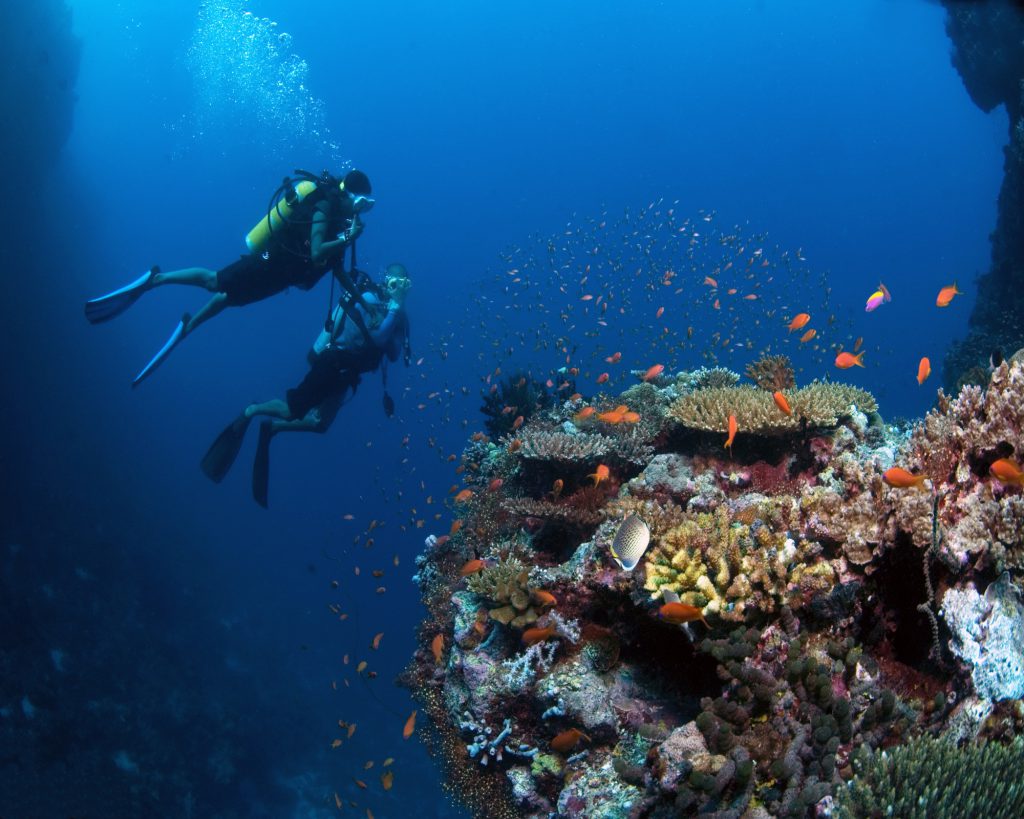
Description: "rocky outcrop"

(942, 1), (1024, 389)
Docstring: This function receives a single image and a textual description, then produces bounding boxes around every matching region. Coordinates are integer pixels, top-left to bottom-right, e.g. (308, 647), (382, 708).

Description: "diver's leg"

(152, 267), (219, 291)
(244, 399), (292, 420)
(183, 293), (228, 335)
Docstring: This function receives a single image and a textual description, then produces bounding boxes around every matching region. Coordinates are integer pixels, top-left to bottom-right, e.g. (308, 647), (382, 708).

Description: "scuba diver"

(84, 169), (375, 387)
(200, 263), (412, 508)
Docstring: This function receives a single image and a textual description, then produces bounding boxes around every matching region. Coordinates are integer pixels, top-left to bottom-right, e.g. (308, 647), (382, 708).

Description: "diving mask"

(351, 194), (375, 214)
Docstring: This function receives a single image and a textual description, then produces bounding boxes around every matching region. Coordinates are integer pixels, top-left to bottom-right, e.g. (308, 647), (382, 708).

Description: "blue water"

(1, 0), (1007, 816)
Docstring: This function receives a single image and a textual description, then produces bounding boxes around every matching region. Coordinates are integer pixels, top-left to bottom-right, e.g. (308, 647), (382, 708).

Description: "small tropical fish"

(610, 515), (651, 571)
(381, 770), (394, 791)
(508, 439), (522, 453)
(656, 306), (665, 318)
(621, 411), (641, 423)
(460, 559), (485, 577)
(371, 632), (384, 650)
(574, 406), (596, 422)
(704, 276), (718, 287)
(936, 282), (962, 307)
(990, 458), (1024, 486)
(917, 357), (931, 385)
(853, 336), (864, 352)
(724, 414), (737, 453)
(431, 633), (444, 665)
(772, 391), (792, 416)
(882, 467), (927, 489)
(402, 710), (417, 740)
(487, 477), (503, 491)
(597, 410), (625, 423)
(588, 464), (610, 486)
(865, 282), (892, 312)
(659, 601), (709, 628)
(453, 489), (474, 503)
(511, 415), (524, 431)
(835, 351), (865, 369)
(642, 364), (665, 382)
(522, 624), (557, 646)
(348, 723), (358, 738)
(449, 519), (464, 535)
(799, 328), (817, 343)
(596, 372), (609, 384)
(551, 478), (564, 500)
(787, 313), (810, 332)
(551, 728), (591, 753)
(356, 661), (367, 673)
(605, 351), (622, 363)
(532, 589), (557, 608)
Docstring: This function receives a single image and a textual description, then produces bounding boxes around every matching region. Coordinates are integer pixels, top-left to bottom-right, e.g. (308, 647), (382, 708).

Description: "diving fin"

(132, 313), (189, 388)
(85, 267), (157, 324)
(252, 421), (273, 508)
(200, 413), (252, 483)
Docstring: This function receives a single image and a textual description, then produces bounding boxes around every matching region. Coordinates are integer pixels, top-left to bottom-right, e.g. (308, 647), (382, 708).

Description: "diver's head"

(383, 263), (412, 304)
(341, 169), (374, 214)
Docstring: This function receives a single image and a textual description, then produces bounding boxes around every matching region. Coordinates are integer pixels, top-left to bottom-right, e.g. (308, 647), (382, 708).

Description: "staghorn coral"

(835, 735), (1024, 819)
(669, 382), (877, 435)
(745, 353), (796, 391)
(515, 428), (610, 463)
(643, 500), (833, 622)
(466, 555), (545, 628)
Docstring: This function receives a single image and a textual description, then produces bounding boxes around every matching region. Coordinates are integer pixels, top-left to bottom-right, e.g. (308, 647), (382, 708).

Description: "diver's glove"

(338, 217), (364, 244)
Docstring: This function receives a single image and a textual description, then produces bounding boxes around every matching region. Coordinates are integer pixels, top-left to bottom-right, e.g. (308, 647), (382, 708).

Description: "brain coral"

(669, 382), (877, 434)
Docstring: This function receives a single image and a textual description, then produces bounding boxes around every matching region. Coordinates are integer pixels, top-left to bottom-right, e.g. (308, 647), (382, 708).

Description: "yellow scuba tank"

(244, 179), (319, 254)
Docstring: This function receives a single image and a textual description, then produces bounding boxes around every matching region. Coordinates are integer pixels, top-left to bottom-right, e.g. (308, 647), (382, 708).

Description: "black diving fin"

(252, 421), (273, 508)
(200, 413), (252, 483)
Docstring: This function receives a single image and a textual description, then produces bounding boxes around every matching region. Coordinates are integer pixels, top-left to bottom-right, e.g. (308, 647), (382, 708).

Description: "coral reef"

(745, 353), (796, 391)
(669, 382), (877, 435)
(480, 373), (552, 438)
(835, 735), (1024, 818)
(405, 365), (1024, 819)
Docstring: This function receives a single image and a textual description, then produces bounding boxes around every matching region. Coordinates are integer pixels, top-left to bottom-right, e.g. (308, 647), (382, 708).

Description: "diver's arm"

(369, 302), (402, 348)
(311, 202), (361, 265)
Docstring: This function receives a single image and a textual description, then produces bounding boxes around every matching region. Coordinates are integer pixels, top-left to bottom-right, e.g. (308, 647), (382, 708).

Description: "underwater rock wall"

(941, 0), (1024, 388)
(0, 0), (80, 191)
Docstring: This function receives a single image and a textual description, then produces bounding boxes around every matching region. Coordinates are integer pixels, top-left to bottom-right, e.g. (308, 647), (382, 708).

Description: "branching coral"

(643, 501), (832, 622)
(689, 366), (742, 390)
(669, 382), (877, 434)
(515, 429), (610, 463)
(501, 497), (604, 528)
(835, 736), (1024, 818)
(745, 353), (796, 391)
(466, 555), (545, 627)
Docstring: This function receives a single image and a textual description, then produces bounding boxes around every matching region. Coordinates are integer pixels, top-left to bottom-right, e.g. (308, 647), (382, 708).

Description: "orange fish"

(487, 478), (503, 492)
(990, 458), (1024, 486)
(597, 410), (625, 423)
(642, 364), (665, 382)
(713, 298), (721, 310)
(853, 336), (864, 352)
(522, 624), (557, 646)
(659, 601), (709, 628)
(371, 632), (384, 650)
(621, 411), (641, 423)
(787, 313), (810, 332)
(834, 351), (865, 369)
(724, 414), (737, 453)
(574, 406), (596, 422)
(882, 467), (928, 489)
(605, 352), (622, 364)
(588, 464), (610, 486)
(916, 357), (931, 385)
(402, 710), (417, 740)
(450, 518), (464, 535)
(704, 276), (718, 287)
(511, 415), (524, 431)
(655, 306), (665, 318)
(551, 728), (591, 753)
(459, 559), (485, 577)
(799, 328), (817, 343)
(772, 391), (792, 416)
(380, 770), (394, 791)
(551, 478), (564, 500)
(532, 589), (557, 608)
(508, 439), (522, 453)
(454, 489), (474, 503)
(431, 633), (444, 665)
(936, 282), (962, 307)
(596, 372), (610, 384)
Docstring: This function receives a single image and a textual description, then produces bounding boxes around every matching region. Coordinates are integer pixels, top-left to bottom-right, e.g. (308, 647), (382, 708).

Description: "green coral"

(530, 752), (564, 777)
(643, 501), (832, 622)
(669, 381), (877, 434)
(834, 736), (1024, 819)
(465, 555), (542, 628)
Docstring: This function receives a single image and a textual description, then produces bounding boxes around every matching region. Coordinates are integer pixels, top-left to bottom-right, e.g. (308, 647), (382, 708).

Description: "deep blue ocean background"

(1, 1), (1009, 816)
